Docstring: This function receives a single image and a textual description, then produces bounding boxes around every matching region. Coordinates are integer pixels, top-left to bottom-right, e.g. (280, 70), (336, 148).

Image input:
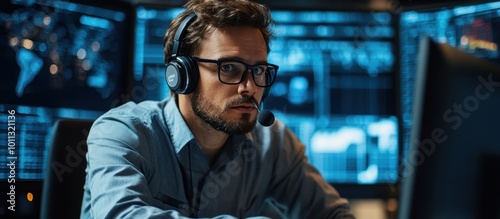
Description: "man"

(81, 0), (355, 218)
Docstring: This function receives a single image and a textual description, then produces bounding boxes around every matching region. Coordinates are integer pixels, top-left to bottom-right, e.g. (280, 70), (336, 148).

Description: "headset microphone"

(251, 99), (275, 127)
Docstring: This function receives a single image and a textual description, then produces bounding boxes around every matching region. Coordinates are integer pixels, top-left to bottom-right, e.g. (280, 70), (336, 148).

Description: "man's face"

(190, 26), (267, 134)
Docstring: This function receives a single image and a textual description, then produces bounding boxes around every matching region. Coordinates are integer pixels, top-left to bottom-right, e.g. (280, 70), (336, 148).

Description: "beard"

(190, 90), (257, 135)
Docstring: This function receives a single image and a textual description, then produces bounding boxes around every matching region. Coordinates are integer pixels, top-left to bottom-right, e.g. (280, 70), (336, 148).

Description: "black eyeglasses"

(192, 57), (278, 87)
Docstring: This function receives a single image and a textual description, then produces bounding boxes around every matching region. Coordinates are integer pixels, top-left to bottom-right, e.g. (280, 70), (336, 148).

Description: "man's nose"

(237, 71), (258, 95)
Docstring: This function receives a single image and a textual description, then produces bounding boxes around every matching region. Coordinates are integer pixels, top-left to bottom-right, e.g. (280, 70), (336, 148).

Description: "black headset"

(165, 13), (199, 94)
(165, 13), (271, 100)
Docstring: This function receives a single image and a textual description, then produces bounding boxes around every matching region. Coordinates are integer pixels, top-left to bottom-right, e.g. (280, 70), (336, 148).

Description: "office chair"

(41, 119), (94, 219)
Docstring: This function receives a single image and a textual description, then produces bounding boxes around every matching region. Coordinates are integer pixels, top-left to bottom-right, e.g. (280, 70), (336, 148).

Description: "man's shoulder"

(88, 99), (170, 142)
(92, 99), (170, 130)
(103, 99), (167, 119)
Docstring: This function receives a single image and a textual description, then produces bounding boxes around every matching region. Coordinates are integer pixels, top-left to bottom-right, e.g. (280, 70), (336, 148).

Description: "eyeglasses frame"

(192, 57), (278, 88)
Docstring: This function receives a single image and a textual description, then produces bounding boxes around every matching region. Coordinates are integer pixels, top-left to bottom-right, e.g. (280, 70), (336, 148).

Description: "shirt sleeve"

(267, 126), (356, 219)
(83, 109), (243, 219)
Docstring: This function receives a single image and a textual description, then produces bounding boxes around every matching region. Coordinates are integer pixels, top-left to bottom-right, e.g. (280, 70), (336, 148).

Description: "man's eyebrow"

(217, 55), (268, 64)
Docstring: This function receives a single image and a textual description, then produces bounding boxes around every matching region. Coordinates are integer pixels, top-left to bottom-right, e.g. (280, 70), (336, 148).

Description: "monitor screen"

(399, 1), (500, 171)
(0, 0), (132, 111)
(397, 36), (500, 219)
(134, 5), (399, 185)
(0, 0), (133, 181)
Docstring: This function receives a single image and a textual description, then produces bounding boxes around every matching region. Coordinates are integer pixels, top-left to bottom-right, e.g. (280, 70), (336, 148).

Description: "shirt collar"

(164, 97), (195, 154)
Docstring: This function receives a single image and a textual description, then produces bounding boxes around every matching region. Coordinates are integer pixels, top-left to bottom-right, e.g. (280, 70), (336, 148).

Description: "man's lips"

(230, 104), (256, 113)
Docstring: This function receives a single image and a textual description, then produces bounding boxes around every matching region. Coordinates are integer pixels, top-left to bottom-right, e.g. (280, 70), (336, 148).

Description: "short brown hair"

(163, 0), (274, 64)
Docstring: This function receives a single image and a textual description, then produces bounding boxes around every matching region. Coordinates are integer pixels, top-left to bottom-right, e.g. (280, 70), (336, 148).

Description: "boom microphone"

(251, 99), (275, 127)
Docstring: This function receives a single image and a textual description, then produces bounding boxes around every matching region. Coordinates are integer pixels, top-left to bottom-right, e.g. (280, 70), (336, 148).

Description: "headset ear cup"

(179, 56), (199, 94)
(165, 59), (183, 94)
(165, 56), (199, 94)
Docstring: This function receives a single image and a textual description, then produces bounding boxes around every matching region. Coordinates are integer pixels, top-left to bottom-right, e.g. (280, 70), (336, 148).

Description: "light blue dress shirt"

(80, 97), (354, 219)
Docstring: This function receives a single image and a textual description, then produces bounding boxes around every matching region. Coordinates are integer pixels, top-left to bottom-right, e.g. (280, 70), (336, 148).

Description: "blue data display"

(0, 0), (130, 110)
(0, 0), (133, 179)
(399, 1), (500, 166)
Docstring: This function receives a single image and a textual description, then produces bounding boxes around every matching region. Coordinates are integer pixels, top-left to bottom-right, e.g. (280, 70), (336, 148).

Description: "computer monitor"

(399, 0), (500, 173)
(0, 0), (134, 217)
(265, 9), (399, 188)
(397, 36), (500, 219)
(0, 0), (133, 111)
(0, 0), (134, 180)
(133, 5), (400, 196)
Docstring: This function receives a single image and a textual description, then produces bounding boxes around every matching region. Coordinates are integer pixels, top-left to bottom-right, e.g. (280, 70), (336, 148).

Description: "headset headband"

(171, 13), (197, 58)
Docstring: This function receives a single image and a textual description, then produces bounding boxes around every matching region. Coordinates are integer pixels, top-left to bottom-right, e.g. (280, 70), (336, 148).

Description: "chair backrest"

(41, 119), (94, 219)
